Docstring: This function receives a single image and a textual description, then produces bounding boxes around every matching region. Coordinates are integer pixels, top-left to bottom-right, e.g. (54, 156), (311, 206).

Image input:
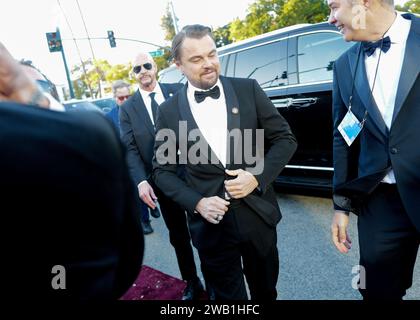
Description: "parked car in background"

(63, 97), (115, 113)
(159, 22), (354, 190)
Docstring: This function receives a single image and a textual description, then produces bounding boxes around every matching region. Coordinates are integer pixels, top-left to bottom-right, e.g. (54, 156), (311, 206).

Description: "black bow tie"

(362, 36), (391, 57)
(194, 86), (220, 103)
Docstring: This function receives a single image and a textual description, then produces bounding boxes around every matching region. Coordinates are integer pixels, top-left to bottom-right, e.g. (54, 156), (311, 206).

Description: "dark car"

(63, 97), (115, 113)
(159, 22), (354, 190)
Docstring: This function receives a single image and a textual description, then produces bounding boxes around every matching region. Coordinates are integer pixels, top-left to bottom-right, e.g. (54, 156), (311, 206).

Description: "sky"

(0, 0), (408, 87)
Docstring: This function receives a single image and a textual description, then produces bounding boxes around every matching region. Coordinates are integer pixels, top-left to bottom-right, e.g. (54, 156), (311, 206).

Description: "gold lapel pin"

(232, 107), (239, 115)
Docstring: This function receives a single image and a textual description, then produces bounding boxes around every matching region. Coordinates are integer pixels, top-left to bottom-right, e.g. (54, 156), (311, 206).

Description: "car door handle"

(275, 97), (318, 108)
(290, 98), (318, 108)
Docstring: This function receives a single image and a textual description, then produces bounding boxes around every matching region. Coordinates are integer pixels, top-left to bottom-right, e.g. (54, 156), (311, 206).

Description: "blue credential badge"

(338, 110), (363, 146)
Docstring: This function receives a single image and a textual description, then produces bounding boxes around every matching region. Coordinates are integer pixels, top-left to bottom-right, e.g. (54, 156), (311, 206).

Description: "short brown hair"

(112, 80), (130, 95)
(171, 24), (214, 61)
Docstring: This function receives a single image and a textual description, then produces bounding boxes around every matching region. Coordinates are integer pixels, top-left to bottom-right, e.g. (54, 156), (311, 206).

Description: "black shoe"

(182, 278), (204, 300)
(149, 205), (161, 218)
(141, 221), (153, 235)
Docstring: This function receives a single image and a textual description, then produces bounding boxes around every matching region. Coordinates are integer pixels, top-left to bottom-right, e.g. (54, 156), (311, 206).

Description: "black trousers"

(155, 187), (198, 281)
(197, 203), (279, 300)
(358, 183), (420, 300)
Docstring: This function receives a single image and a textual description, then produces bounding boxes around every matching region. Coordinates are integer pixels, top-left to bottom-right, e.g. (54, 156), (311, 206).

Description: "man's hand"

(331, 210), (352, 253)
(224, 169), (259, 199)
(195, 196), (230, 224)
(0, 42), (49, 108)
(138, 181), (157, 209)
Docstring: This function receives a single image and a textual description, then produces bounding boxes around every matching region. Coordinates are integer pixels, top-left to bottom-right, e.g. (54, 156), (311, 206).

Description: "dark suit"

(153, 77), (297, 300)
(119, 83), (199, 282)
(0, 102), (143, 300)
(332, 14), (420, 299)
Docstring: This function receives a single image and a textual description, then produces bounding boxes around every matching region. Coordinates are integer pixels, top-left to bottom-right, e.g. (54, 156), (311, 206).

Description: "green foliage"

(396, 0), (420, 14)
(213, 24), (233, 48)
(227, 0), (329, 42)
(230, 0), (284, 41)
(71, 59), (135, 98)
(161, 4), (176, 41)
(154, 48), (172, 71)
(278, 0), (329, 27)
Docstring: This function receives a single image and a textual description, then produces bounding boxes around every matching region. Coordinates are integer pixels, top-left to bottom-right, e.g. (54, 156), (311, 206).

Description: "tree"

(161, 4), (176, 41)
(213, 24), (233, 48)
(278, 0), (329, 28)
(154, 48), (173, 71)
(229, 0), (284, 41)
(396, 0), (420, 14)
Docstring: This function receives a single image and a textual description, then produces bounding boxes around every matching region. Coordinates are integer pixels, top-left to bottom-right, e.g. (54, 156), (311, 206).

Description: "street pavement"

(142, 192), (420, 300)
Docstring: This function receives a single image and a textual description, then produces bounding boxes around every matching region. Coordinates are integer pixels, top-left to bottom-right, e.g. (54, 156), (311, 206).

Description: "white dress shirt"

(187, 80), (228, 167)
(138, 83), (165, 126)
(364, 13), (411, 184)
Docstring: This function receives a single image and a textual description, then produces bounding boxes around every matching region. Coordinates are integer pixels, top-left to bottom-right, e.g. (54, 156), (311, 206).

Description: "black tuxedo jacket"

(119, 83), (183, 185)
(0, 102), (143, 300)
(332, 14), (420, 230)
(153, 76), (297, 251)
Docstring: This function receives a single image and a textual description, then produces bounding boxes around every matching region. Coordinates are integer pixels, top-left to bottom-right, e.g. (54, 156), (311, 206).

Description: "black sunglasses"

(132, 63), (153, 74)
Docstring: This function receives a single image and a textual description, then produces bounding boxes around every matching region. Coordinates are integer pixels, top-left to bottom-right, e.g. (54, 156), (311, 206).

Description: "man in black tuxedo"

(328, 0), (420, 300)
(119, 52), (203, 300)
(0, 42), (143, 300)
(153, 25), (297, 300)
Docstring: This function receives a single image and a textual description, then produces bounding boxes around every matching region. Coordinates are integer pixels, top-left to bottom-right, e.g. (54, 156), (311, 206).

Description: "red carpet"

(121, 265), (187, 300)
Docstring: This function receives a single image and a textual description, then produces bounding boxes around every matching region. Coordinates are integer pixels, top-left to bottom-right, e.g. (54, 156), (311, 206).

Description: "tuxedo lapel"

(392, 14), (420, 125)
(160, 83), (175, 100)
(177, 84), (225, 172)
(220, 77), (241, 170)
(132, 90), (155, 136)
(349, 45), (388, 141)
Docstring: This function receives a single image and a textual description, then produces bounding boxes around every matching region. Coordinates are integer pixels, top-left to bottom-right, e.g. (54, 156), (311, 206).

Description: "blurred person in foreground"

(0, 42), (143, 300)
(328, 0), (420, 300)
(153, 25), (297, 300)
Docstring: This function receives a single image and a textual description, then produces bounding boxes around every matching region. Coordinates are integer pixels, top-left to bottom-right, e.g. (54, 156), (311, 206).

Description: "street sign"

(149, 49), (164, 58)
(46, 32), (62, 52)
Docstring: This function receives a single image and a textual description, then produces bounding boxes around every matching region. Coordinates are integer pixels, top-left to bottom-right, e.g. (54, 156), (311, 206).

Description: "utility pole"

(169, 1), (179, 33)
(76, 0), (102, 98)
(57, 0), (93, 98)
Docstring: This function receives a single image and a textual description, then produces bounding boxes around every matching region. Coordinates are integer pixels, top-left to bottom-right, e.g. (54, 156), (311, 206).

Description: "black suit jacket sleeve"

(332, 64), (354, 212)
(251, 79), (298, 193)
(119, 105), (148, 184)
(152, 108), (204, 213)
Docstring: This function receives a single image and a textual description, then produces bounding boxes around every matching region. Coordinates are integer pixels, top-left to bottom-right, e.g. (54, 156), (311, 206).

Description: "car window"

(297, 32), (353, 84)
(232, 41), (288, 89)
(224, 53), (236, 77)
(219, 56), (227, 75)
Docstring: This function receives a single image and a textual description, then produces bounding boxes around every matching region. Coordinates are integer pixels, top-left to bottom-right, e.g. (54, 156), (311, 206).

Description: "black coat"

(0, 103), (143, 300)
(332, 13), (420, 230)
(119, 83), (183, 185)
(153, 76), (297, 252)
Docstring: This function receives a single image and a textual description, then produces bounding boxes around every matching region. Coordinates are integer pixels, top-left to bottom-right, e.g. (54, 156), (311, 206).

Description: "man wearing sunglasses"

(106, 80), (153, 235)
(119, 52), (204, 300)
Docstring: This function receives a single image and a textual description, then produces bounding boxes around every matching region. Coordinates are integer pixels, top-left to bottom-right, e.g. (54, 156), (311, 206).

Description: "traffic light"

(107, 30), (116, 48)
(46, 32), (62, 52)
